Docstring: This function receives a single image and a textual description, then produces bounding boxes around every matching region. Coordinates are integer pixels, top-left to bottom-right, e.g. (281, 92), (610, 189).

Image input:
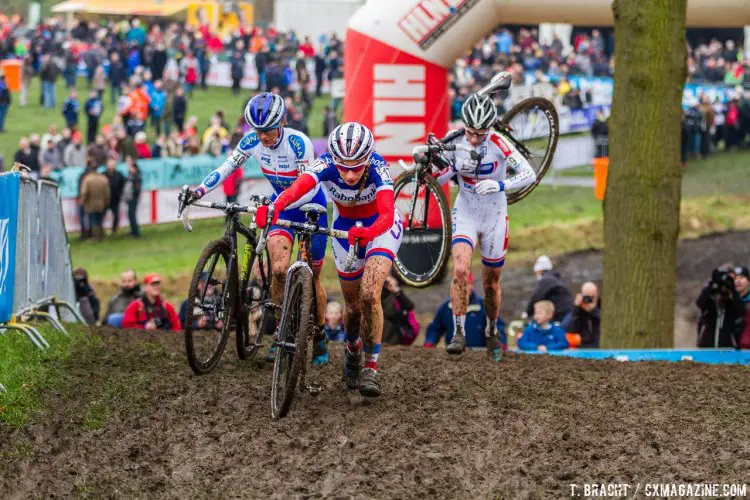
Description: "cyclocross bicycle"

(260, 204), (361, 419)
(177, 188), (275, 375)
(392, 72), (560, 288)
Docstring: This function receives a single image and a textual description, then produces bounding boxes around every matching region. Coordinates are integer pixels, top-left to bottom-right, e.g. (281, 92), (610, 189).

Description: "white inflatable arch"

(343, 0), (750, 162)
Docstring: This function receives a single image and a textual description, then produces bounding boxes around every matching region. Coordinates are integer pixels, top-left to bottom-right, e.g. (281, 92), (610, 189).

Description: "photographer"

(74, 268), (101, 325)
(735, 267), (750, 349)
(122, 274), (181, 332)
(561, 282), (601, 348)
(696, 266), (745, 348)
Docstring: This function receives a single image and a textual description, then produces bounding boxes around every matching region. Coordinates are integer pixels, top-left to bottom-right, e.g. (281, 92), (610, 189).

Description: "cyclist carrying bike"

(190, 92), (331, 366)
(256, 122), (402, 397)
(416, 92), (536, 361)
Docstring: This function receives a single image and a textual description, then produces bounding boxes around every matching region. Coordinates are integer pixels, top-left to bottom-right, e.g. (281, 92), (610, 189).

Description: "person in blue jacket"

(424, 273), (507, 349)
(518, 300), (569, 352)
(148, 80), (167, 136)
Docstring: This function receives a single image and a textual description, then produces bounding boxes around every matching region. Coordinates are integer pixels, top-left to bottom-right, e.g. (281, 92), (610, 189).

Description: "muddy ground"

(1, 326), (749, 498)
(406, 230), (750, 347)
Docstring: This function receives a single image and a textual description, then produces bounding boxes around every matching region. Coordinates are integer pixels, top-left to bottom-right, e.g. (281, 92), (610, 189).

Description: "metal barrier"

(0, 170), (82, 361)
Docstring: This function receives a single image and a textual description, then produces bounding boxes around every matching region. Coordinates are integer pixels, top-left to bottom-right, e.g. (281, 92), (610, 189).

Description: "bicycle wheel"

(235, 241), (273, 360)
(270, 266), (313, 419)
(497, 97), (559, 205)
(184, 238), (237, 375)
(392, 171), (451, 288)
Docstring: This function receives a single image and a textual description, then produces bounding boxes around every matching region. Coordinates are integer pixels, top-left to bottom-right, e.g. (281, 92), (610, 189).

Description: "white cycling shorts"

(451, 194), (509, 268)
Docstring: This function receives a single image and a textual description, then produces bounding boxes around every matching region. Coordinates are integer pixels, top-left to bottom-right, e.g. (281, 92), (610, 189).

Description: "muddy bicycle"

(177, 189), (275, 375)
(259, 204), (361, 419)
(392, 73), (559, 288)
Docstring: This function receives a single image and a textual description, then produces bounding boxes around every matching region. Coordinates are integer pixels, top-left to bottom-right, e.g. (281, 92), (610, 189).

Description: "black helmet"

(461, 93), (498, 129)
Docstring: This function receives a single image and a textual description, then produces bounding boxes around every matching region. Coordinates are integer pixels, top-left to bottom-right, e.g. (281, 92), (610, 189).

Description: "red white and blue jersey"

(303, 151), (394, 222)
(196, 127), (326, 209)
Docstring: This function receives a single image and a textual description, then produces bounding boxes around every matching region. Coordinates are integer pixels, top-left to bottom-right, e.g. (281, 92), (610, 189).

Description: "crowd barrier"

(540, 348), (750, 365)
(0, 171), (85, 357)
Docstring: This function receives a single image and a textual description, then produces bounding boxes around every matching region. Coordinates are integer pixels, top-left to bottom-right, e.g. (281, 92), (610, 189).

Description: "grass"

(0, 322), (91, 427)
(0, 77), (332, 161)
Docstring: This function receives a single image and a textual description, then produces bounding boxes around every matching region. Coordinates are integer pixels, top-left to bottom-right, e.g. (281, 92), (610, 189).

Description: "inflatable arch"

(343, 0), (750, 163)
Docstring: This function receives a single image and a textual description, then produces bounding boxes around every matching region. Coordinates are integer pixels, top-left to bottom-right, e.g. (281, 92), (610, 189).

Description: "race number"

(375, 164), (393, 183)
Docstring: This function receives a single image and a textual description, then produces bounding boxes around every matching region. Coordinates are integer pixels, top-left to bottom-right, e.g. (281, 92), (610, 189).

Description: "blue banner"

(527, 348), (750, 365)
(50, 154), (263, 199)
(0, 172), (20, 323)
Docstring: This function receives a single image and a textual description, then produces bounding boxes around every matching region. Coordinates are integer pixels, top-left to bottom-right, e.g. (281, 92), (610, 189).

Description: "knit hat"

(533, 255), (553, 273)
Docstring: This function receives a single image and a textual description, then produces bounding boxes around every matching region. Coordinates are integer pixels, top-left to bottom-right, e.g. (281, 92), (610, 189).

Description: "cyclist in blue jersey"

(256, 122), (402, 397)
(190, 92), (331, 365)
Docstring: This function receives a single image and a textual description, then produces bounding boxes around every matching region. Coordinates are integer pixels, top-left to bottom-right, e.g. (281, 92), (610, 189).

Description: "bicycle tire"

(184, 238), (237, 375)
(235, 241), (273, 360)
(497, 97), (559, 205)
(270, 266), (313, 419)
(392, 172), (452, 288)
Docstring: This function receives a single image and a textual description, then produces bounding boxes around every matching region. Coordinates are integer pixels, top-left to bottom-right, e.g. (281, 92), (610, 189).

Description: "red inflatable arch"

(343, 0), (750, 164)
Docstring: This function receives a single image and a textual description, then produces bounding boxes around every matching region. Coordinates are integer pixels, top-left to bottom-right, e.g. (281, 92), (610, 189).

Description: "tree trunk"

(602, 0), (687, 348)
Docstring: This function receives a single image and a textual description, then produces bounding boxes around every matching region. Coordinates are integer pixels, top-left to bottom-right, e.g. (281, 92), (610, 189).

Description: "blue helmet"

(244, 92), (286, 131)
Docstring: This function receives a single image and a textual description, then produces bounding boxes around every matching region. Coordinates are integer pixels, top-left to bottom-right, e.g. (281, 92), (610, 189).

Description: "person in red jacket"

(223, 166), (243, 203)
(122, 273), (181, 331)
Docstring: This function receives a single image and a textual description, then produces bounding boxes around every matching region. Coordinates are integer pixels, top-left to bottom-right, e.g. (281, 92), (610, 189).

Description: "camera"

(710, 268), (735, 297)
(582, 295), (595, 305)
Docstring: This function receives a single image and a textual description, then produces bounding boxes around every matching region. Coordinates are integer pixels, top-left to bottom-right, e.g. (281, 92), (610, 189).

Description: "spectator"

(591, 110), (609, 157)
(324, 301), (346, 342)
(123, 158), (142, 238)
(562, 282), (602, 348)
(74, 267), (101, 325)
(149, 80), (166, 135)
(81, 163), (111, 241)
(39, 139), (62, 170)
(84, 89), (103, 144)
(57, 127), (72, 160)
(518, 301), (569, 352)
(695, 266), (745, 348)
(103, 269), (142, 327)
(104, 158), (126, 235)
(122, 273), (181, 331)
(109, 52), (126, 105)
(88, 134), (108, 167)
(62, 89), (80, 129)
(255, 44), (270, 91)
(166, 130), (184, 157)
(201, 115), (229, 148)
(61, 45), (77, 88)
(735, 266), (750, 349)
(230, 41), (245, 95)
(63, 133), (87, 167)
(40, 54), (60, 108)
(151, 135), (167, 158)
(41, 124), (62, 149)
(29, 134), (42, 163)
(173, 86), (187, 132)
(116, 127), (138, 160)
(381, 275), (419, 345)
(526, 256), (574, 323)
(178, 273), (224, 331)
(180, 51), (200, 96)
(0, 74), (10, 133)
(14, 137), (40, 175)
(223, 164), (243, 205)
(287, 109), (308, 135)
(134, 131), (151, 159)
(92, 65), (106, 99)
(125, 80), (151, 136)
(425, 273), (507, 349)
(322, 105), (337, 136)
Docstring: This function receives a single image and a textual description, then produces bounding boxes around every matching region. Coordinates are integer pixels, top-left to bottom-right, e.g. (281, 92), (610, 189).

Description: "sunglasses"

(335, 162), (368, 173)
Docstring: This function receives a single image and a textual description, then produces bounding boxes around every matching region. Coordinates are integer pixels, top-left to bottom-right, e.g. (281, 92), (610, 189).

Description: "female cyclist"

(190, 92), (331, 365)
(256, 122), (402, 397)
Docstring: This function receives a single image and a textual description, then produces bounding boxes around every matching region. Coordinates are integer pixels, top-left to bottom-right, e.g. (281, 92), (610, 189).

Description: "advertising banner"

(0, 172), (20, 323)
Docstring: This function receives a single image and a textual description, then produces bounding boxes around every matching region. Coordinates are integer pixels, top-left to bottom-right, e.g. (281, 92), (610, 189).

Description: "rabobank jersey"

(196, 127), (325, 209)
(303, 152), (393, 221)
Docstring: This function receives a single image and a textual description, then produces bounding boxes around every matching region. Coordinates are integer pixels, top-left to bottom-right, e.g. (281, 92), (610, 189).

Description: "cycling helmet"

(244, 92), (286, 131)
(461, 93), (498, 130)
(327, 122), (375, 168)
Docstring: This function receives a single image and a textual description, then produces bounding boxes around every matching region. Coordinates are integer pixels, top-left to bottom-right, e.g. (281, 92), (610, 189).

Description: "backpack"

(185, 65), (197, 85)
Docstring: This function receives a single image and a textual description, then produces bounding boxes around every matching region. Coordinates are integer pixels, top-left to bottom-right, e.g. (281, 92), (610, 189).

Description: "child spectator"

(518, 301), (569, 352)
(134, 131), (151, 159)
(122, 274), (181, 331)
(324, 301), (346, 342)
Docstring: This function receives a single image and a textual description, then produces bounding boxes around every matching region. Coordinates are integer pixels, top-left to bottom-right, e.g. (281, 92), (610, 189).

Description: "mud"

(1, 326), (749, 498)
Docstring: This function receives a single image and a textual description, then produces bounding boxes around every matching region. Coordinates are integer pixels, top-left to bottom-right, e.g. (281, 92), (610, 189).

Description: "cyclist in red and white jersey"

(256, 122), (402, 397)
(419, 93), (537, 361)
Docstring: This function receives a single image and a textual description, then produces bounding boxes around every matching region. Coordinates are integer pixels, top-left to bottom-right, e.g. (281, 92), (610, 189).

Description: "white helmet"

(327, 122), (374, 168)
(461, 93), (498, 129)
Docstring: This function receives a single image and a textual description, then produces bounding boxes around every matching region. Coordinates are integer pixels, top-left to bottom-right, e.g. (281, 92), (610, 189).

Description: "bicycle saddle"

(300, 203), (327, 215)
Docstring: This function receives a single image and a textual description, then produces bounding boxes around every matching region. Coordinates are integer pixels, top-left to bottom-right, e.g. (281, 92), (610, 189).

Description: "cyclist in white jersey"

(255, 122), (401, 398)
(190, 92), (331, 365)
(416, 93), (536, 361)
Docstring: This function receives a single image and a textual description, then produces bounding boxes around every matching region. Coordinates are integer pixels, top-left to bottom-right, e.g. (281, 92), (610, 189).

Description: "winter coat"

(122, 296), (181, 331)
(63, 143), (87, 167)
(105, 169), (126, 202)
(561, 305), (601, 348)
(517, 321), (569, 351)
(39, 147), (62, 169)
(425, 291), (507, 348)
(526, 271), (574, 322)
(104, 285), (142, 318)
(739, 292), (750, 349)
(222, 167), (243, 197)
(81, 171), (111, 213)
(696, 284), (746, 348)
(381, 289), (416, 345)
